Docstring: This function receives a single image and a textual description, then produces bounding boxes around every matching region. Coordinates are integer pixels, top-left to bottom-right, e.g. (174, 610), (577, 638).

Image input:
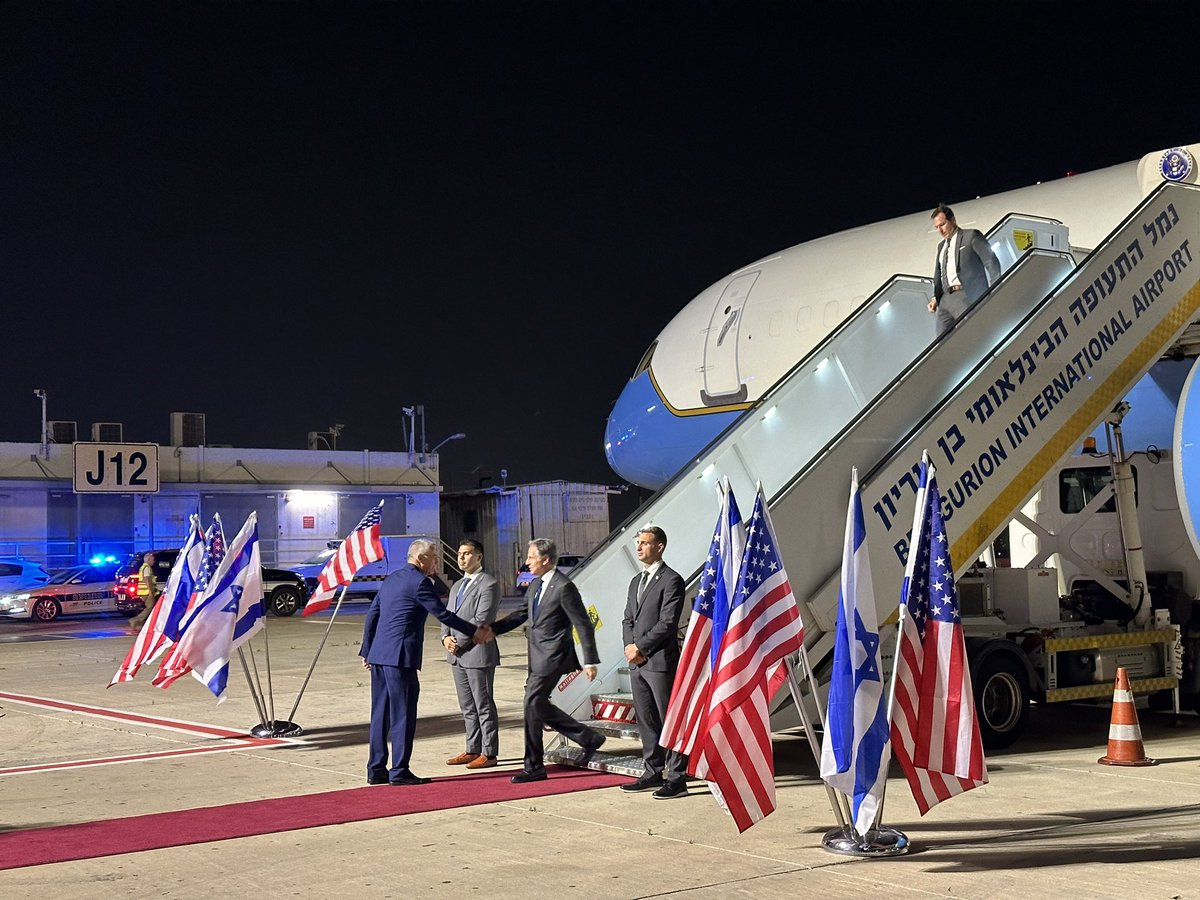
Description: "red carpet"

(0, 767), (627, 870)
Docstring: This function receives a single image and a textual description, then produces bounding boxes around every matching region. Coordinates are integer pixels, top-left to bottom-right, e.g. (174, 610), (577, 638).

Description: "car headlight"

(0, 593), (30, 612)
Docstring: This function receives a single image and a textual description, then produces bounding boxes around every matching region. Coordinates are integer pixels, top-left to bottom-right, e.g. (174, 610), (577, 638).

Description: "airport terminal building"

(0, 438), (443, 569)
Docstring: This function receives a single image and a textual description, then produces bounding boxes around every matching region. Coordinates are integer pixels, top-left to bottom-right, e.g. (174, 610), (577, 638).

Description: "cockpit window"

(631, 340), (657, 380)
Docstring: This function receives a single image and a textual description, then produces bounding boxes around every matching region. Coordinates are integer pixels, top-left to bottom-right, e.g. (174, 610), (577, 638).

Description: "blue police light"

(89, 553), (120, 566)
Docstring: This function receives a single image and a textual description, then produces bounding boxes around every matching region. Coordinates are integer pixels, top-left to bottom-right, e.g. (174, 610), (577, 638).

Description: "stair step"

(581, 718), (641, 740)
(544, 745), (646, 778)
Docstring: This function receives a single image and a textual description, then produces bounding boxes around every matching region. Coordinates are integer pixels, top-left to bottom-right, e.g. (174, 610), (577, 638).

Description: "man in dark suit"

(440, 539), (501, 769)
(360, 538), (491, 786)
(493, 538), (604, 783)
(928, 202), (1002, 335)
(618, 526), (689, 799)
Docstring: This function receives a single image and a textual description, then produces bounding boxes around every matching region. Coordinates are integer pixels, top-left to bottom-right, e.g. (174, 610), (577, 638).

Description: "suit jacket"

(493, 570), (599, 676)
(621, 563), (685, 673)
(360, 563), (477, 669)
(933, 227), (1001, 304)
(440, 571), (500, 668)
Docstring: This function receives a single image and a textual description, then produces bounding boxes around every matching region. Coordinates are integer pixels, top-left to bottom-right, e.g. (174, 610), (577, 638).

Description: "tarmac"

(2, 607), (1199, 899)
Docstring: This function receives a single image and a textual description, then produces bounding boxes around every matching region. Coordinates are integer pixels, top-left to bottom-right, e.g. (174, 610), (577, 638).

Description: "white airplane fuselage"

(604, 154), (1190, 489)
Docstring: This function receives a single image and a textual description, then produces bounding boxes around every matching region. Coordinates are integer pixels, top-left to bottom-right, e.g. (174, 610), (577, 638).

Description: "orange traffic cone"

(1097, 667), (1156, 766)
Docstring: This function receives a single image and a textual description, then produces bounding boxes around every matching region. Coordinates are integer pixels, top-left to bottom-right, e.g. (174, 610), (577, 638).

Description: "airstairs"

(547, 182), (1200, 774)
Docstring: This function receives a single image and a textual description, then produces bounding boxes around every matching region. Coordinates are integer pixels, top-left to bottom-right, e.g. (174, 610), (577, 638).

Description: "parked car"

(0, 564), (122, 622)
(0, 557), (51, 594)
(113, 549), (310, 617)
(514, 553), (585, 594)
(286, 535), (428, 606)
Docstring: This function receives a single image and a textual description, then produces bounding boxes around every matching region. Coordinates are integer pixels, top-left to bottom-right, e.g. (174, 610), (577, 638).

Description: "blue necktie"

(454, 578), (468, 611)
(530, 580), (543, 620)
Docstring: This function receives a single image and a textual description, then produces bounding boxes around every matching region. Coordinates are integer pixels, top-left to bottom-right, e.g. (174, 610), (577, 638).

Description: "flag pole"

(237, 647), (270, 730)
(281, 583), (351, 729)
(783, 654), (849, 829)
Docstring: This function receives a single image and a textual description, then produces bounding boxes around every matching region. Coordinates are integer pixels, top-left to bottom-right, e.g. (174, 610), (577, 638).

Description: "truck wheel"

(268, 585), (301, 617)
(973, 654), (1030, 749)
(31, 597), (61, 622)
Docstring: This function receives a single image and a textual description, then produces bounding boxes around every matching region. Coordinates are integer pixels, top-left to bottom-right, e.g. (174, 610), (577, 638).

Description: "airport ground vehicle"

(0, 557), (51, 593)
(286, 535), (434, 605)
(0, 564), (123, 621)
(543, 156), (1200, 771)
(113, 549), (309, 617)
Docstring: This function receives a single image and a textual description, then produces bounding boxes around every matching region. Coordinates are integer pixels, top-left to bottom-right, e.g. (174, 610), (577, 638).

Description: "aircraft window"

(1058, 465), (1137, 514)
(631, 341), (657, 380)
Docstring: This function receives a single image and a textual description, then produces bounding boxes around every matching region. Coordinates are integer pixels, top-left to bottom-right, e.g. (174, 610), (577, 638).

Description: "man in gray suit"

(493, 538), (605, 783)
(928, 202), (1002, 335)
(619, 526), (689, 799)
(441, 539), (501, 770)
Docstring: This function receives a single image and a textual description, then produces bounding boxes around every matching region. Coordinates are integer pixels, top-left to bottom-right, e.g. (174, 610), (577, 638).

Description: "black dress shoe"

(652, 780), (688, 800)
(619, 775), (664, 793)
(367, 775), (389, 785)
(510, 769), (548, 784)
(579, 733), (607, 763)
(389, 773), (432, 786)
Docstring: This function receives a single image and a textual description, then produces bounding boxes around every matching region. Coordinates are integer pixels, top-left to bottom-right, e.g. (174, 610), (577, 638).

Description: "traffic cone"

(1097, 667), (1156, 766)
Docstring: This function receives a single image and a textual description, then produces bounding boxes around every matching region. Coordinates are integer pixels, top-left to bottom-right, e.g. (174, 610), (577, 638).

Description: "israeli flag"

(172, 512), (265, 701)
(819, 468), (892, 835)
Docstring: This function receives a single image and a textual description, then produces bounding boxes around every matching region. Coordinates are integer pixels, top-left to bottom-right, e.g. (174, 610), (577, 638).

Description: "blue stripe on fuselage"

(603, 370), (740, 490)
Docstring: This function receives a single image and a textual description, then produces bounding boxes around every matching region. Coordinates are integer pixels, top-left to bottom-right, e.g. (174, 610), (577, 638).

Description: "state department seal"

(1160, 147), (1194, 182)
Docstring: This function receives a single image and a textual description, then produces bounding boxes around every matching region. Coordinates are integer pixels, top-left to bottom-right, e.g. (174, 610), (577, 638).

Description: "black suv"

(114, 549), (309, 617)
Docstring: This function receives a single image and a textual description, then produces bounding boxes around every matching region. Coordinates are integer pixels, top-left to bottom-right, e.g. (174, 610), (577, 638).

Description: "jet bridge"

(549, 183), (1200, 765)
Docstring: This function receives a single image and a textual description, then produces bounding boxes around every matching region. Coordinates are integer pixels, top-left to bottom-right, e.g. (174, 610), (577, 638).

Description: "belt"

(948, 285), (964, 293)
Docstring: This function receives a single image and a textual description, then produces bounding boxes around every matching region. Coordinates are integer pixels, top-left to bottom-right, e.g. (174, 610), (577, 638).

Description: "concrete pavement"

(1, 611), (1198, 898)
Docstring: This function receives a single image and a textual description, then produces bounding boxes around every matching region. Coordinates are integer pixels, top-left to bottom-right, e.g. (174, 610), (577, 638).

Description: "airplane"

(604, 144), (1200, 489)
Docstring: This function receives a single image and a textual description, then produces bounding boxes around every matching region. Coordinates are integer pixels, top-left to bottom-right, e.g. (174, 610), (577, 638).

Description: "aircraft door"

(702, 271), (759, 404)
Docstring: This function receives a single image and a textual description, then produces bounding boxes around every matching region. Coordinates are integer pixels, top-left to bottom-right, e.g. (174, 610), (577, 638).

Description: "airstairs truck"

(545, 174), (1200, 772)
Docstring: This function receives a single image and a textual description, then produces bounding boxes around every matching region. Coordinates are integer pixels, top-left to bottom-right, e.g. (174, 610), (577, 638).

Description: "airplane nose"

(604, 370), (737, 490)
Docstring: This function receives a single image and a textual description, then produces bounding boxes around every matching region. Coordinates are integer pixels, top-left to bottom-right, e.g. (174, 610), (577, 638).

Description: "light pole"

(33, 389), (48, 459)
(429, 432), (466, 455)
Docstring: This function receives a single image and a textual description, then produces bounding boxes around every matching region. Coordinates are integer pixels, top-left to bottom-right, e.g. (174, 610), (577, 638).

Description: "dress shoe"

(446, 752), (481, 766)
(510, 769), (548, 784)
(579, 733), (606, 764)
(389, 773), (432, 786)
(366, 775), (389, 785)
(652, 780), (688, 800)
(466, 755), (497, 769)
(619, 775), (664, 793)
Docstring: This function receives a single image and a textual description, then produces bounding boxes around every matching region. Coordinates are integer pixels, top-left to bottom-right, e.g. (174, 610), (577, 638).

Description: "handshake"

(443, 624), (495, 654)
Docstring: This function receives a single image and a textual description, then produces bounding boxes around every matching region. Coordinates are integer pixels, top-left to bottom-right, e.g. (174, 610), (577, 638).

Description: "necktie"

(455, 578), (469, 611)
(530, 580), (543, 619)
(635, 571), (650, 611)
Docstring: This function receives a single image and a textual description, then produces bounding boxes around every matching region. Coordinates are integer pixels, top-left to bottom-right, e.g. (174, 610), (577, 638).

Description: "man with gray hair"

(493, 538), (604, 782)
(360, 538), (493, 786)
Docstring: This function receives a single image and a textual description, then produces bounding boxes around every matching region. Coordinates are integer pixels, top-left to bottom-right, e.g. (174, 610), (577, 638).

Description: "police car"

(0, 565), (122, 622)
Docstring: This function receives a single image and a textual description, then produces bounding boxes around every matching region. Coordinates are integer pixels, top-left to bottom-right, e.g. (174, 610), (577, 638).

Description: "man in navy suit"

(928, 202), (1001, 335)
(360, 538), (492, 786)
(618, 526), (689, 799)
(493, 538), (604, 783)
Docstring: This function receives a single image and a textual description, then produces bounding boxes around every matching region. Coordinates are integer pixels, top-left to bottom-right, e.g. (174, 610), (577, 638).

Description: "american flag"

(153, 514), (227, 688)
(301, 501), (385, 616)
(699, 484), (804, 832)
(661, 480), (743, 764)
(890, 460), (988, 814)
(109, 515), (205, 687)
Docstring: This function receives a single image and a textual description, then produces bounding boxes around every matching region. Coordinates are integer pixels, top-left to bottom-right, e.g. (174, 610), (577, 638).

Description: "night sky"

(2, 3), (1192, 494)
